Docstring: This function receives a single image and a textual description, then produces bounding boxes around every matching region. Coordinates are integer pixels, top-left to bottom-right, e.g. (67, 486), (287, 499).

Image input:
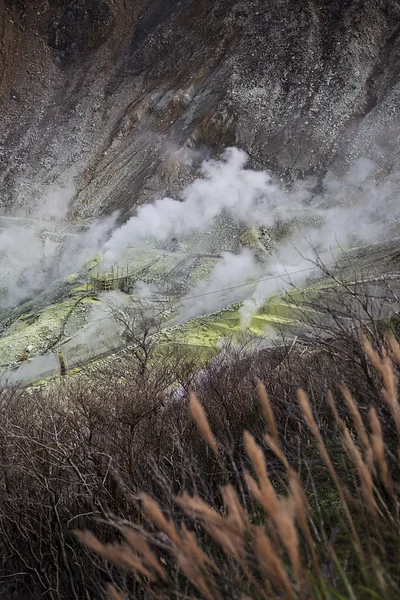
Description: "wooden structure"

(88, 266), (131, 294)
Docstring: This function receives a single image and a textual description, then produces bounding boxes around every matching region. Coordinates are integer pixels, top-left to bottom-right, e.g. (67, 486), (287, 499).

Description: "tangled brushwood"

(1, 297), (400, 599)
(74, 335), (400, 600)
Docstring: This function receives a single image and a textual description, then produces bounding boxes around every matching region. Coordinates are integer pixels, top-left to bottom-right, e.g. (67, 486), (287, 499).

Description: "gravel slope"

(1, 1), (400, 220)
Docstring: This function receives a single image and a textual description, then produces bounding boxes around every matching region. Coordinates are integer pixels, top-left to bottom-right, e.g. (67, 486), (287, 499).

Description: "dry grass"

(76, 339), (400, 600)
(0, 319), (399, 598)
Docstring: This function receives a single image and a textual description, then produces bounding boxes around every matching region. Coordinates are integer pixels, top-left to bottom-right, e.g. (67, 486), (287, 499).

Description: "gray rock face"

(1, 0), (400, 219)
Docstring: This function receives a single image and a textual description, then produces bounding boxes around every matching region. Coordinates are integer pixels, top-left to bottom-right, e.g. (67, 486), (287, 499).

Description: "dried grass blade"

(368, 408), (390, 489)
(189, 391), (219, 456)
(139, 494), (180, 546)
(257, 379), (279, 443)
(254, 527), (296, 600)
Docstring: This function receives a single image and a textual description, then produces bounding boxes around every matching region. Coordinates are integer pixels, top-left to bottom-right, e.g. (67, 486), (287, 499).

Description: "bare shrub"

(78, 340), (400, 600)
(0, 279), (399, 597)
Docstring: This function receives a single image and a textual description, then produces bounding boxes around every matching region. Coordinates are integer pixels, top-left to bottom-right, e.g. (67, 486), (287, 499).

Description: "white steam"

(57, 212), (119, 276)
(104, 148), (392, 265)
(4, 353), (58, 386)
(2, 146), (398, 342)
(181, 249), (263, 320)
(0, 180), (118, 308)
(33, 178), (76, 220)
(103, 148), (287, 263)
(103, 147), (397, 327)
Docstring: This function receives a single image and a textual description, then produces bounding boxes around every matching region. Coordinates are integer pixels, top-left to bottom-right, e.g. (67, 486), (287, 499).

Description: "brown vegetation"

(77, 334), (400, 600)
(0, 288), (399, 598)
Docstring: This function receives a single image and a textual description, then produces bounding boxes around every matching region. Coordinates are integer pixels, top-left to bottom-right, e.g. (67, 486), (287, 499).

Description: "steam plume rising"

(103, 148), (287, 263)
(103, 146), (397, 324)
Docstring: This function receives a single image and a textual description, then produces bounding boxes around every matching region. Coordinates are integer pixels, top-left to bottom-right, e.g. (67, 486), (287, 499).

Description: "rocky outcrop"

(1, 0), (400, 221)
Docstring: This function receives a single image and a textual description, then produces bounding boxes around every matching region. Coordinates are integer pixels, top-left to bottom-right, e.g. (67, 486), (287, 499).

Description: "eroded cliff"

(1, 0), (400, 222)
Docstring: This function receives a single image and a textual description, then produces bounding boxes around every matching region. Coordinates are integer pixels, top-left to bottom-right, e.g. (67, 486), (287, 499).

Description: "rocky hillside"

(1, 0), (400, 223)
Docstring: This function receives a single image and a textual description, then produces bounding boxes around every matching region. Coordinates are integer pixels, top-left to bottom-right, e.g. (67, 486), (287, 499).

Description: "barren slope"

(2, 0), (400, 221)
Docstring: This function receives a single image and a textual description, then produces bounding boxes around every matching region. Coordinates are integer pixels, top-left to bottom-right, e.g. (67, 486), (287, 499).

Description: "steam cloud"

(0, 180), (118, 308)
(103, 148), (289, 263)
(103, 147), (396, 325)
(1, 147), (397, 337)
